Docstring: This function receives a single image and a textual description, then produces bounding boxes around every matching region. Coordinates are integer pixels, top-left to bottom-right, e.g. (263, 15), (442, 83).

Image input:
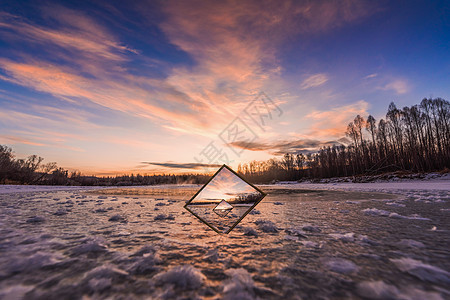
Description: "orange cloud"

(0, 134), (45, 146)
(380, 79), (410, 95)
(304, 100), (370, 139)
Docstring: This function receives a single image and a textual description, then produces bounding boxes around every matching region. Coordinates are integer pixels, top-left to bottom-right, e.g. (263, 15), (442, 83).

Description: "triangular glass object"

(184, 165), (266, 234)
(213, 200), (233, 217)
(214, 199), (233, 211)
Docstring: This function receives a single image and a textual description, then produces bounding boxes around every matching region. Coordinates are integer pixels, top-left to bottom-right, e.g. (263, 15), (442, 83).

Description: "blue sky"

(0, 0), (449, 175)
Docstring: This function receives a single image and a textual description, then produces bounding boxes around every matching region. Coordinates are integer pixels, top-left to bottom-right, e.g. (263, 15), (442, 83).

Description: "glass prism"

(184, 165), (266, 234)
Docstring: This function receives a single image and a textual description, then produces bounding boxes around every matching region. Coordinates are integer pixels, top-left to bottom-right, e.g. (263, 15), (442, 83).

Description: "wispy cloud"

(380, 79), (410, 95)
(300, 73), (328, 89)
(364, 73), (378, 79)
(229, 139), (344, 155)
(0, 134), (45, 146)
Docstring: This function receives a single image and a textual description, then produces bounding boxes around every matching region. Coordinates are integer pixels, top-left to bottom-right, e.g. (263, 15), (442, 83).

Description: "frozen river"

(0, 182), (449, 299)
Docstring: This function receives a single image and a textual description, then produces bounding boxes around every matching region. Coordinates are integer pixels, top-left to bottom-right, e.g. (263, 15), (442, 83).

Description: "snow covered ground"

(0, 185), (109, 194)
(0, 181), (448, 299)
(271, 173), (450, 192)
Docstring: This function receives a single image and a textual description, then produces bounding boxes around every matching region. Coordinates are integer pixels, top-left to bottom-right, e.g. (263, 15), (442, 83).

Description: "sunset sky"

(0, 0), (449, 175)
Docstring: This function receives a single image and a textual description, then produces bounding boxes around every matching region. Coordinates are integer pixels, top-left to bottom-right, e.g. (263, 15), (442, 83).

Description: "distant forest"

(237, 97), (449, 182)
(0, 146), (209, 186)
(1, 97), (449, 186)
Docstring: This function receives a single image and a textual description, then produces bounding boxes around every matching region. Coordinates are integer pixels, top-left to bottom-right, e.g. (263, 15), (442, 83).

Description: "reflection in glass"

(184, 165), (266, 234)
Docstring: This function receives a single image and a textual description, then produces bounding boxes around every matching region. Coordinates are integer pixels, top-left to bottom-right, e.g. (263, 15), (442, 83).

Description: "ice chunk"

(302, 225), (321, 233)
(248, 209), (261, 215)
(390, 258), (450, 284)
(356, 280), (444, 300)
(385, 202), (406, 207)
(0, 285), (34, 300)
(131, 245), (157, 257)
(324, 258), (359, 274)
(154, 214), (175, 221)
(6, 252), (62, 274)
(243, 227), (258, 237)
(356, 280), (400, 299)
(362, 208), (390, 216)
(329, 233), (355, 242)
(222, 268), (256, 300)
(255, 220), (278, 233)
(388, 213), (431, 220)
(71, 240), (108, 255)
(108, 214), (126, 222)
(128, 253), (161, 275)
(88, 278), (111, 292)
(285, 228), (307, 238)
(53, 209), (68, 216)
(396, 239), (425, 248)
(26, 216), (45, 223)
(300, 241), (319, 248)
(154, 265), (205, 289)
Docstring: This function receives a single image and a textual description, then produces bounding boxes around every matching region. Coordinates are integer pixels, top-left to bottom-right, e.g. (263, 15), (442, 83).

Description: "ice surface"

(0, 180), (448, 299)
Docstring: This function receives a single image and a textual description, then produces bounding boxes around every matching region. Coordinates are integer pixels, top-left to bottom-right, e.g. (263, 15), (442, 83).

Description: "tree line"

(0, 145), (209, 186)
(237, 98), (450, 182)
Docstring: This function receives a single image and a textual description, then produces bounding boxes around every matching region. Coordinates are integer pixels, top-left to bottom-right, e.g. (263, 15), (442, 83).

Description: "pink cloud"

(0, 134), (45, 146)
(300, 74), (329, 89)
(380, 79), (410, 95)
(304, 100), (370, 138)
